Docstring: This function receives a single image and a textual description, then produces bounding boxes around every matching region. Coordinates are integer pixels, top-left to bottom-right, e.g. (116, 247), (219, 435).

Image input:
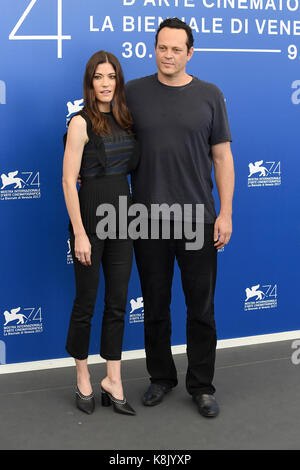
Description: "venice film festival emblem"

(129, 297), (144, 324)
(247, 160), (281, 188)
(66, 98), (84, 127)
(0, 170), (41, 200)
(244, 284), (277, 311)
(2, 306), (43, 336)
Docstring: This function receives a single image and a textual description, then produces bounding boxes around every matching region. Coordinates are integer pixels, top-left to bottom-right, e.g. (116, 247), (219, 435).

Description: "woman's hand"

(74, 233), (92, 266)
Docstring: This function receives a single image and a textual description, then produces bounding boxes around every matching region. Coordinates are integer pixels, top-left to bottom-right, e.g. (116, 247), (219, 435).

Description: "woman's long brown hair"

(83, 50), (133, 135)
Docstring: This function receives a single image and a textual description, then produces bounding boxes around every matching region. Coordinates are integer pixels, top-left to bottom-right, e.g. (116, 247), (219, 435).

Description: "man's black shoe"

(142, 383), (172, 406)
(193, 393), (219, 417)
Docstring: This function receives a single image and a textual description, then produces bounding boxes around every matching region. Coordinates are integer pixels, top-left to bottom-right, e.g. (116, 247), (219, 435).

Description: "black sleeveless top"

(63, 110), (139, 234)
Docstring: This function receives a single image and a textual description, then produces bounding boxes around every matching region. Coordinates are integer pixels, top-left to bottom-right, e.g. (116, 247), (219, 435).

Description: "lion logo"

(129, 297), (144, 314)
(1, 171), (27, 189)
(248, 161), (268, 177)
(66, 99), (84, 117)
(245, 285), (265, 301)
(3, 307), (27, 325)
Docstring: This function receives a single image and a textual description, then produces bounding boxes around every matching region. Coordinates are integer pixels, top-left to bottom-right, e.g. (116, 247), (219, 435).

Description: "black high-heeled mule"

(101, 387), (136, 416)
(75, 386), (95, 414)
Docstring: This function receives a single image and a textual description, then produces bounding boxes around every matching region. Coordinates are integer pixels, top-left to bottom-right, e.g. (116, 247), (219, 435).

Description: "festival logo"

(0, 170), (41, 200)
(129, 296), (144, 324)
(66, 99), (84, 126)
(2, 306), (43, 336)
(247, 160), (281, 187)
(244, 283), (277, 311)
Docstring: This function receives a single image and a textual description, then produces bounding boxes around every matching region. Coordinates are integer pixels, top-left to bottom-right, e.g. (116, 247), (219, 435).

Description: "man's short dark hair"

(155, 18), (194, 52)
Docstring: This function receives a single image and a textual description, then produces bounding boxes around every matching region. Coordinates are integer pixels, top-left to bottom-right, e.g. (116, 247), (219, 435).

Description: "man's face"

(155, 27), (193, 79)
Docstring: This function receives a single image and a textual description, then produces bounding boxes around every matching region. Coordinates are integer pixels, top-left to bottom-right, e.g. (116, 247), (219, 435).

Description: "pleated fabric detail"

(69, 175), (132, 234)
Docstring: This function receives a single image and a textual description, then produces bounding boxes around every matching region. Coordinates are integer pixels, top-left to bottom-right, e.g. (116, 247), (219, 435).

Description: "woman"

(62, 51), (139, 416)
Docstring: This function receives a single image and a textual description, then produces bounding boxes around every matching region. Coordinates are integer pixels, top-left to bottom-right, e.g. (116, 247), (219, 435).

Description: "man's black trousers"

(134, 222), (218, 396)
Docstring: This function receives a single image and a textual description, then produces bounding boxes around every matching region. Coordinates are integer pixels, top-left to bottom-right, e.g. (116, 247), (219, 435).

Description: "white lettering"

(231, 18), (249, 33)
(251, 0), (263, 8)
(201, 0), (296, 10)
(238, 0), (249, 8)
(102, 16), (114, 32)
(291, 80), (300, 104)
(89, 16), (99, 32)
(123, 16), (135, 32)
(144, 0), (157, 5)
(255, 18), (266, 33)
(143, 0), (195, 5)
(255, 19), (300, 35)
(202, 0), (214, 7)
(287, 0), (299, 10)
(265, 0), (276, 9)
(291, 340), (300, 364)
(90, 16), (114, 32)
(145, 16), (156, 31)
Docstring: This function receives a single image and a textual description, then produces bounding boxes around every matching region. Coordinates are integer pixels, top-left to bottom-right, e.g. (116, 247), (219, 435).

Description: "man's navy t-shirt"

(125, 74), (232, 223)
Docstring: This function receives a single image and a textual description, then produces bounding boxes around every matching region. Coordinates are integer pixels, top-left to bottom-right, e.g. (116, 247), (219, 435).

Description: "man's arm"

(211, 141), (235, 249)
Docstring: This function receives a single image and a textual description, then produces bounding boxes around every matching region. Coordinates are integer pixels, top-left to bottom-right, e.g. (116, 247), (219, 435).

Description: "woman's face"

(92, 62), (117, 112)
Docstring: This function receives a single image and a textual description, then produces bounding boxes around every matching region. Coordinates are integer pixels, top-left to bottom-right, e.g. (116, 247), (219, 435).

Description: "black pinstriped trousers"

(65, 233), (133, 361)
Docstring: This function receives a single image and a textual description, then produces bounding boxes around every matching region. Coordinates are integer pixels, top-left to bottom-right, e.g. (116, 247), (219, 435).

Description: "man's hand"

(77, 173), (82, 187)
(213, 214), (232, 249)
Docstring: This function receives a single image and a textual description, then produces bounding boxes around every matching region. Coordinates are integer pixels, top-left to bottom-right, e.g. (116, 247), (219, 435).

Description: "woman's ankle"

(101, 377), (124, 399)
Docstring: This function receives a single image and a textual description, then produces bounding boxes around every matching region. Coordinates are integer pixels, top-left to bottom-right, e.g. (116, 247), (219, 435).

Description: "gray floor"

(0, 339), (299, 450)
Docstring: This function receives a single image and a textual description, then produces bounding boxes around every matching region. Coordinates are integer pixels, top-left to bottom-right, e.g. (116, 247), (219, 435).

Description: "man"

(125, 18), (234, 417)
